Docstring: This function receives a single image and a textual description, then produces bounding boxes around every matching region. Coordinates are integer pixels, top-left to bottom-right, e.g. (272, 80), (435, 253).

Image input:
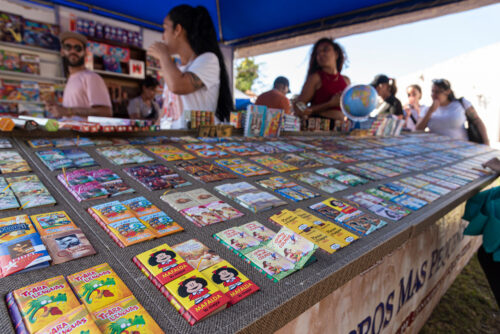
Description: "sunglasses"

(62, 43), (84, 52)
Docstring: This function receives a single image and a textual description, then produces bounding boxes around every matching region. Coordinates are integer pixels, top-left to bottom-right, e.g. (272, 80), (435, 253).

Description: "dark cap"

(273, 76), (291, 93)
(370, 74), (390, 87)
(59, 31), (87, 47)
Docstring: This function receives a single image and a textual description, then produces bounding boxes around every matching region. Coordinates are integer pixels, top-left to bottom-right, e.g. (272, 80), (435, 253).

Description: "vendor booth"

(0, 1), (498, 334)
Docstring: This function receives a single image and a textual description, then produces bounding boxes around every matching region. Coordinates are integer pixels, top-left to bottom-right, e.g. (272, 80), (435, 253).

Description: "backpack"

(457, 97), (484, 144)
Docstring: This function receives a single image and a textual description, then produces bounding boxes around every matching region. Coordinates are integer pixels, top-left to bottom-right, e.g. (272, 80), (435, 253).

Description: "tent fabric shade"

(33, 0), (496, 50)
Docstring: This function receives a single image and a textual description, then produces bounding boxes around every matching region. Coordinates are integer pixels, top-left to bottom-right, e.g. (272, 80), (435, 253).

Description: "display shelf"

(0, 69), (66, 83)
(0, 41), (60, 55)
(94, 69), (143, 80)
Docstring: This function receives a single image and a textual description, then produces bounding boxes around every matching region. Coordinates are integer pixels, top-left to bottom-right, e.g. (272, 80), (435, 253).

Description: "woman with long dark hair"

(416, 78), (489, 144)
(295, 38), (350, 122)
(370, 74), (404, 119)
(148, 5), (233, 128)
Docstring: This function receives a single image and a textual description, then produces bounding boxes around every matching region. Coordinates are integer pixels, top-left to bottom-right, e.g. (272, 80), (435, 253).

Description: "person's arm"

(148, 42), (205, 95)
(47, 104), (112, 118)
(465, 105), (489, 146)
(483, 157), (500, 173)
(127, 98), (141, 119)
(416, 99), (439, 130)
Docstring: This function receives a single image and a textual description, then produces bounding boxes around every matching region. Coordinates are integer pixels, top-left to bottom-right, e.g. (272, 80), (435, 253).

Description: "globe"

(340, 85), (378, 121)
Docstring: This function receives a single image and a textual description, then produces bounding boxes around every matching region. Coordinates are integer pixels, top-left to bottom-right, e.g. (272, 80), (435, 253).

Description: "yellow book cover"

(200, 260), (259, 306)
(0, 215), (36, 244)
(35, 304), (101, 334)
(133, 244), (193, 286)
(294, 209), (359, 245)
(165, 270), (229, 323)
(93, 296), (164, 334)
(90, 201), (135, 225)
(270, 210), (338, 254)
(30, 211), (78, 237)
(67, 263), (132, 313)
(13, 275), (81, 333)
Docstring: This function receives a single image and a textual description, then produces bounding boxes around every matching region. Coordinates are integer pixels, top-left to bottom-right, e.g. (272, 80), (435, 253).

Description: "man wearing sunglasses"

(46, 31), (112, 119)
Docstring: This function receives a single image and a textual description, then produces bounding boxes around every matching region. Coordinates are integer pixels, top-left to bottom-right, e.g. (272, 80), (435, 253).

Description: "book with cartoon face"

(13, 275), (81, 333)
(201, 260), (259, 306)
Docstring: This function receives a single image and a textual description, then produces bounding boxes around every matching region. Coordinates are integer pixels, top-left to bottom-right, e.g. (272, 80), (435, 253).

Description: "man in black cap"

(255, 76), (291, 114)
(47, 31), (112, 119)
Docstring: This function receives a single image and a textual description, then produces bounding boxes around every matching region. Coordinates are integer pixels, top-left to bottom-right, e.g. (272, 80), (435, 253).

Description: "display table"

(0, 130), (497, 334)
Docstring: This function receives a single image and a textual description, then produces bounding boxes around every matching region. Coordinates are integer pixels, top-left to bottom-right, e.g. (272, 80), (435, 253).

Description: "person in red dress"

(295, 38), (350, 122)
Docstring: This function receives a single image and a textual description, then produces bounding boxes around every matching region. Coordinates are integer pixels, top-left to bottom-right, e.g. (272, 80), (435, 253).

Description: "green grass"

(420, 254), (500, 334)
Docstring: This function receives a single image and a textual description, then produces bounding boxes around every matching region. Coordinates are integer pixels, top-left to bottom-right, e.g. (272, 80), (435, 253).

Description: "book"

(289, 171), (347, 194)
(249, 155), (298, 173)
(171, 239), (223, 272)
(124, 164), (190, 190)
(5, 292), (29, 334)
(35, 304), (101, 334)
(133, 243), (193, 286)
(144, 144), (194, 161)
(175, 160), (237, 183)
(214, 182), (286, 212)
(30, 211), (78, 236)
(96, 145), (154, 165)
(0, 151), (31, 174)
(93, 295), (164, 334)
(0, 176), (20, 210)
(215, 158), (271, 177)
(42, 229), (96, 265)
(164, 269), (229, 324)
(12, 275), (80, 333)
(200, 260), (259, 306)
(67, 263), (133, 313)
(7, 175), (56, 209)
(256, 176), (320, 202)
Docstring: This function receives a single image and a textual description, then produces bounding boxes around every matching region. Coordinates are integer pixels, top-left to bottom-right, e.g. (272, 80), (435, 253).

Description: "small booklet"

(12, 275), (81, 333)
(145, 144), (195, 161)
(0, 150), (31, 174)
(67, 263), (133, 313)
(7, 175), (56, 209)
(35, 305), (101, 334)
(214, 182), (286, 212)
(171, 239), (223, 272)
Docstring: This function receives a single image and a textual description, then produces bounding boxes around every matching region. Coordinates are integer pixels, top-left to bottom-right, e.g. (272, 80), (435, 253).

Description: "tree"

(235, 58), (259, 93)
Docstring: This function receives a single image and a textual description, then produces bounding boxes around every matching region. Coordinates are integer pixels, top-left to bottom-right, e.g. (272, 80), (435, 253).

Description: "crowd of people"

(47, 4), (490, 146)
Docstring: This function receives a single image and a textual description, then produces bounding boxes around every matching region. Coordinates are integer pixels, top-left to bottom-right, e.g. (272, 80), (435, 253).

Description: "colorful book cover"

(134, 243), (193, 286)
(67, 263), (133, 313)
(249, 155), (298, 173)
(240, 221), (276, 243)
(0, 151), (31, 174)
(30, 211), (78, 236)
(145, 145), (194, 161)
(0, 215), (35, 243)
(6, 292), (29, 334)
(35, 304), (101, 334)
(107, 217), (155, 247)
(200, 260), (259, 306)
(266, 227), (317, 269)
(161, 192), (198, 211)
(139, 211), (184, 237)
(13, 275), (80, 333)
(204, 201), (244, 220)
(213, 227), (262, 256)
(62, 148), (97, 168)
(36, 149), (74, 171)
(0, 232), (51, 277)
(0, 177), (20, 210)
(93, 296), (164, 334)
(122, 196), (161, 217)
(180, 205), (224, 227)
(244, 248), (295, 282)
(43, 229), (96, 265)
(90, 201), (135, 225)
(164, 270), (229, 323)
(172, 239), (223, 272)
(7, 175), (56, 209)
(262, 108), (283, 137)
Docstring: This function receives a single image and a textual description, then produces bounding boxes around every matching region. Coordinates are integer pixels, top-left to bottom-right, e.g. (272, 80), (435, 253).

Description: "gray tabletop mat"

(0, 132), (497, 334)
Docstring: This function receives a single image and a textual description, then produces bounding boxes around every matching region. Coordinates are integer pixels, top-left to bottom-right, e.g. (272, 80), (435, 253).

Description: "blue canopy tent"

(28, 0), (496, 55)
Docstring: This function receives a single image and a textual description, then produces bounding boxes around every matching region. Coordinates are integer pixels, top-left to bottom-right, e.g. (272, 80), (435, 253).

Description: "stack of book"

(214, 221), (317, 282)
(0, 175), (56, 210)
(36, 148), (97, 170)
(161, 188), (243, 227)
(124, 164), (191, 190)
(88, 196), (183, 247)
(282, 113), (301, 132)
(214, 182), (287, 213)
(6, 263), (164, 333)
(175, 160), (236, 183)
(133, 239), (259, 325)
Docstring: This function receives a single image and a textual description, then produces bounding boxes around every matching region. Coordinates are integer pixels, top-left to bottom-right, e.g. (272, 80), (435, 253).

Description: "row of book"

(0, 50), (40, 75)
(0, 212), (95, 278)
(0, 150), (31, 174)
(161, 188), (244, 227)
(0, 175), (55, 210)
(7, 263), (162, 333)
(214, 221), (318, 282)
(88, 196), (183, 247)
(133, 239), (259, 325)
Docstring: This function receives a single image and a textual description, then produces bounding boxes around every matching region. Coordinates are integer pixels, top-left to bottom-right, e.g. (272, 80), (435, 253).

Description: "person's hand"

(147, 42), (170, 60)
(482, 157), (500, 173)
(428, 99), (440, 114)
(46, 103), (67, 118)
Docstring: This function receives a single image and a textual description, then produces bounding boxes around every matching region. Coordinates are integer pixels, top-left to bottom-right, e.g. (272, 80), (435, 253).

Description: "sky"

(243, 3), (500, 96)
